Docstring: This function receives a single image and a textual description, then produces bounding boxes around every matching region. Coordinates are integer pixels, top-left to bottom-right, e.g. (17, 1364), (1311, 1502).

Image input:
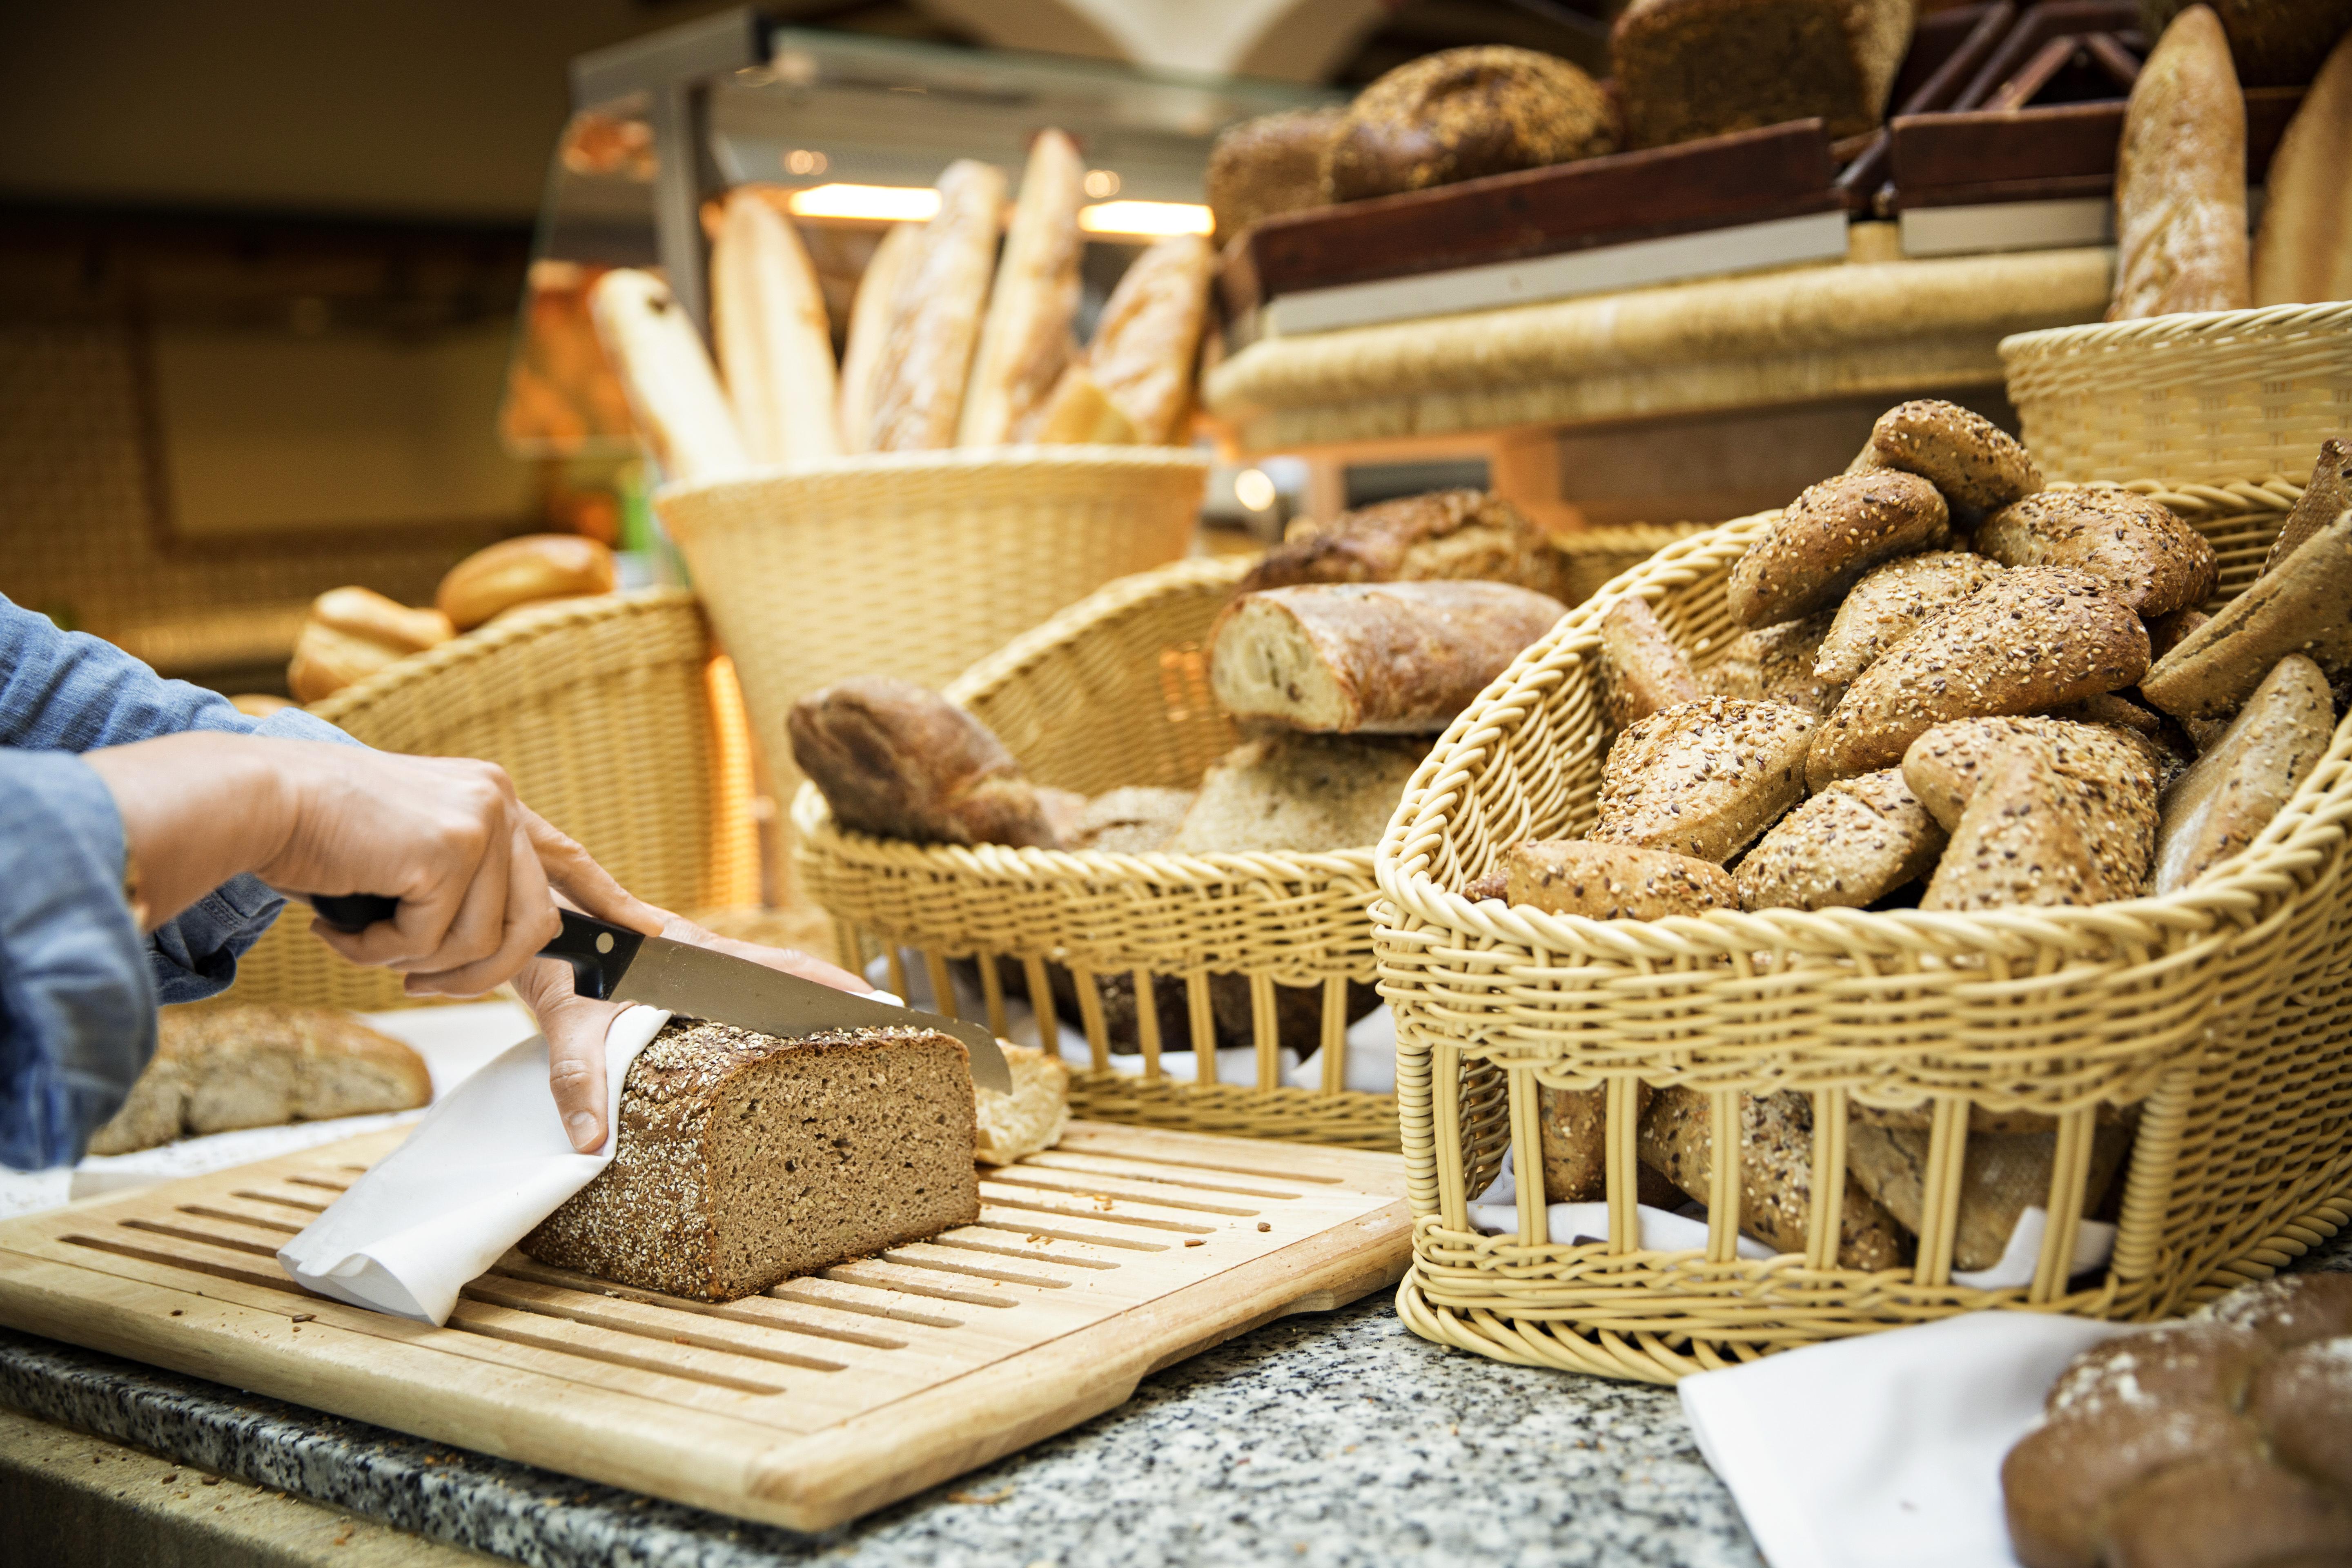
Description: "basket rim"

(1372, 486), (2352, 962)
(1999, 300), (2352, 363)
(655, 443), (1212, 510)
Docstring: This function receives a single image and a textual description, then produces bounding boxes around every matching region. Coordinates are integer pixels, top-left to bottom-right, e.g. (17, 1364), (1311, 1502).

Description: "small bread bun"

(311, 586), (454, 654)
(436, 535), (617, 631)
(287, 621), (404, 704)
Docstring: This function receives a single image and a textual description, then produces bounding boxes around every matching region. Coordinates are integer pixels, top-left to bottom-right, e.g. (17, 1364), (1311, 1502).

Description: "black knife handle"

(544, 909), (644, 1001)
(311, 893), (401, 933)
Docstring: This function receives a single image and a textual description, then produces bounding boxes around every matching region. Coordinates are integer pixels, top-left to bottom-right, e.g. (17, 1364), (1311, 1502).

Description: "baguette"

(1027, 370), (1139, 445)
(1973, 489), (2217, 618)
(786, 677), (1062, 848)
(2251, 31), (2352, 307)
(2154, 654), (2334, 893)
(1504, 839), (1739, 919)
(1863, 399), (2042, 522)
(1638, 1086), (1908, 1269)
(586, 269), (749, 483)
(865, 160), (1007, 452)
(1592, 697), (1818, 863)
(1726, 470), (1950, 627)
(1813, 551), (2005, 686)
(2108, 4), (2251, 321)
(1735, 767), (1946, 911)
(2140, 502), (2352, 720)
(1076, 235), (1211, 445)
(2261, 439), (2351, 578)
(435, 535), (617, 631)
(711, 188), (840, 467)
(958, 130), (1084, 446)
(1234, 489), (1570, 601)
(837, 222), (917, 456)
(1208, 580), (1565, 734)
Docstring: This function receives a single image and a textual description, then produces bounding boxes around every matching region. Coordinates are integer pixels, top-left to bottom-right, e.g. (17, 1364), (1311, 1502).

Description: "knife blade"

(311, 896), (1011, 1094)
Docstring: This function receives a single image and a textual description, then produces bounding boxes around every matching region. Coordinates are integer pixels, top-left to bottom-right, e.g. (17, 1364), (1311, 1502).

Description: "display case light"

(784, 183), (941, 221)
(1077, 201), (1214, 237)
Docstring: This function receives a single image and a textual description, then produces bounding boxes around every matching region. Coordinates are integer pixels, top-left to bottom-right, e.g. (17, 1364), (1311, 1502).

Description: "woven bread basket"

(2000, 302), (2352, 486)
(1372, 473), (2352, 1383)
(793, 554), (1403, 1151)
(221, 589), (760, 1011)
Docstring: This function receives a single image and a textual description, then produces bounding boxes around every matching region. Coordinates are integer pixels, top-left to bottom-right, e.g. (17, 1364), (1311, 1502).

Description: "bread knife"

(309, 896), (1011, 1094)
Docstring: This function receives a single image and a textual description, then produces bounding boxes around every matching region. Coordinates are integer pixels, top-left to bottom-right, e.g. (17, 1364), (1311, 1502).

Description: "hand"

(511, 911), (866, 1153)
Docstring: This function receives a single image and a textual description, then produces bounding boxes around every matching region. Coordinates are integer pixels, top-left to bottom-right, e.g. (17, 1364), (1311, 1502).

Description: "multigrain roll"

(1597, 595), (1703, 731)
(1735, 767), (1945, 911)
(2153, 654), (2334, 893)
(1973, 489), (2217, 619)
(1726, 470), (1950, 627)
(1813, 551), (2005, 686)
(1861, 399), (2042, 522)
(1701, 612), (1845, 716)
(1592, 697), (1818, 863)
(1504, 839), (1740, 920)
(1324, 47), (1618, 202)
(1207, 107), (1344, 237)
(1920, 743), (2160, 910)
(1902, 716), (2171, 833)
(1639, 1086), (1909, 1269)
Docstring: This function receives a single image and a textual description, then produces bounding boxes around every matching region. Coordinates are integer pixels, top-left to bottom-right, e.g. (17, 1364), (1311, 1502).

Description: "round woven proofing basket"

(221, 590), (760, 1011)
(2000, 301), (2352, 485)
(792, 555), (1401, 1150)
(1372, 473), (2352, 1383)
(656, 445), (1208, 833)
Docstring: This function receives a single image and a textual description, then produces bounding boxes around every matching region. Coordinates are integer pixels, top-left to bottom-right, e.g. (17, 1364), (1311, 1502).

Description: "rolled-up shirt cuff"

(0, 751), (154, 1169)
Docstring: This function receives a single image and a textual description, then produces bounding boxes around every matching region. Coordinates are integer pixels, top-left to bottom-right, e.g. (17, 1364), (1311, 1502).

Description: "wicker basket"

(655, 446), (1207, 830)
(1552, 524), (1710, 608)
(793, 555), (1402, 1151)
(223, 590), (760, 1011)
(1372, 473), (2352, 1383)
(2001, 302), (2352, 486)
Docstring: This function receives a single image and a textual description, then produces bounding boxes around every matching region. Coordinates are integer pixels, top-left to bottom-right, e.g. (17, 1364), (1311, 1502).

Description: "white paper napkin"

(1680, 1311), (2140, 1568)
(277, 1005), (670, 1325)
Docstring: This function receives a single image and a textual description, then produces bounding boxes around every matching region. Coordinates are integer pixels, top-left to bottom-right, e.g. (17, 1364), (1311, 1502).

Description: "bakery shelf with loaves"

(2001, 301), (2352, 487)
(793, 556), (1402, 1152)
(1372, 473), (2352, 1383)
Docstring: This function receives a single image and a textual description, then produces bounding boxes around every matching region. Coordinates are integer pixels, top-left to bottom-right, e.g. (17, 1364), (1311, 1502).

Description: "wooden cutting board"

(0, 1121), (1409, 1530)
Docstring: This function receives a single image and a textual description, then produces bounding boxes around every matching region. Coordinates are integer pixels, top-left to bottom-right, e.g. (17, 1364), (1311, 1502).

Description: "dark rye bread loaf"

(522, 1020), (980, 1302)
(1325, 47), (1617, 203)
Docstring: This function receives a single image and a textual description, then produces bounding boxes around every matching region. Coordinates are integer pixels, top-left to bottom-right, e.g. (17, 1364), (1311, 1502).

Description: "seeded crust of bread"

(1611, 0), (1916, 147)
(2043, 690), (2167, 739)
(973, 1042), (1069, 1165)
(1598, 595), (1702, 731)
(1974, 489), (2219, 618)
(1902, 715), (2172, 833)
(1325, 47), (1618, 203)
(522, 1020), (980, 1302)
(1638, 1087), (1908, 1269)
(1807, 568), (2152, 788)
(1864, 400), (2042, 522)
(1234, 489), (1570, 601)
(1068, 786), (1195, 855)
(1505, 839), (1740, 919)
(2154, 654), (2334, 893)
(1207, 107), (1344, 237)
(1921, 745), (2160, 910)
(1170, 732), (1424, 854)
(2108, 4), (2252, 321)
(1849, 1099), (2123, 1137)
(1814, 551), (2005, 686)
(1845, 1122), (2129, 1273)
(1592, 697), (1819, 863)
(1536, 1081), (1661, 1203)
(788, 677), (1061, 848)
(1727, 470), (1951, 627)
(1208, 580), (1565, 734)
(88, 1006), (432, 1156)
(2262, 439), (2352, 577)
(1735, 767), (1946, 911)
(1701, 611), (1845, 716)
(2141, 501), (2352, 721)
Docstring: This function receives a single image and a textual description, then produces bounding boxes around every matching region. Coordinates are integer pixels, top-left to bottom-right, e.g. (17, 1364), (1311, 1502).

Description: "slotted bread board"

(0, 1121), (1409, 1529)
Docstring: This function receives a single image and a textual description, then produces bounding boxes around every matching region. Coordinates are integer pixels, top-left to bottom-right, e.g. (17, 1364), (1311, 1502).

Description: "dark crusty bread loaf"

(1727, 470), (1951, 627)
(1973, 489), (2218, 618)
(1325, 47), (1617, 203)
(1235, 489), (1570, 601)
(1612, 0), (1916, 148)
(1807, 568), (2151, 788)
(1594, 697), (1818, 863)
(1597, 595), (1702, 731)
(1862, 399), (2042, 523)
(1505, 838), (1739, 919)
(1735, 767), (1946, 911)
(1639, 1086), (1909, 1269)
(2109, 4), (2252, 321)
(2154, 653), (2334, 893)
(1170, 731), (1425, 854)
(523, 1020), (980, 1302)
(1208, 580), (1565, 734)
(1813, 551), (2005, 687)
(788, 677), (1062, 848)
(2140, 499), (2352, 721)
(1207, 107), (1344, 237)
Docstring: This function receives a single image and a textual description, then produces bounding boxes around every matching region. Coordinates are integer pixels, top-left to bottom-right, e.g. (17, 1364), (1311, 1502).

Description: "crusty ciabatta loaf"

(523, 1020), (980, 1302)
(1208, 580), (1565, 734)
(2109, 4), (2251, 320)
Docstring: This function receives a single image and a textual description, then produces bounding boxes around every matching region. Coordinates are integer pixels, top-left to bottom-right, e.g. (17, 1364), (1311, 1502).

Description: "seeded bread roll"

(1235, 489), (1570, 601)
(2042, 690), (2169, 740)
(1207, 107), (1343, 237)
(1325, 47), (1617, 203)
(435, 535), (618, 632)
(1845, 1121), (2130, 1273)
(1735, 767), (1946, 911)
(1813, 551), (2005, 686)
(973, 1042), (1069, 1166)
(1592, 697), (1819, 863)
(1505, 839), (1740, 919)
(788, 677), (1062, 848)
(2140, 501), (2352, 720)
(1639, 1086), (1909, 1269)
(1903, 715), (2172, 832)
(1727, 470), (1951, 627)
(2154, 654), (2334, 893)
(1170, 732), (1425, 854)
(2109, 5), (2252, 321)
(1807, 568), (2151, 788)
(2252, 32), (2352, 307)
(1612, 0), (1915, 147)
(1974, 489), (2218, 618)
(522, 1020), (980, 1301)
(1863, 400), (2042, 522)
(1598, 595), (1703, 731)
(1537, 1083), (1684, 1205)
(1074, 234), (1211, 445)
(1702, 611), (1845, 716)
(1921, 744), (2160, 910)
(2262, 439), (2352, 578)
(865, 160), (1007, 452)
(959, 130), (1084, 448)
(1209, 580), (1565, 734)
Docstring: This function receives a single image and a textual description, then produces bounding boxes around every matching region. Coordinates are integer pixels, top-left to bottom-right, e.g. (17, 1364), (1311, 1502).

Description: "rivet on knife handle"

(545, 910), (646, 1000)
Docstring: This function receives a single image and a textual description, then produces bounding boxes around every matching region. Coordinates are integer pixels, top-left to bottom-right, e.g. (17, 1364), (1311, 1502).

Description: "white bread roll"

(864, 160), (1007, 452)
(711, 189), (841, 466)
(587, 269), (749, 483)
(2252, 30), (2352, 306)
(958, 130), (1084, 446)
(838, 222), (917, 456)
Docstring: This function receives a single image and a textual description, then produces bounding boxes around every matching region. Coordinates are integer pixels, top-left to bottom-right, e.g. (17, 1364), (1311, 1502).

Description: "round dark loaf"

(1207, 106), (1343, 238)
(1324, 46), (1617, 203)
